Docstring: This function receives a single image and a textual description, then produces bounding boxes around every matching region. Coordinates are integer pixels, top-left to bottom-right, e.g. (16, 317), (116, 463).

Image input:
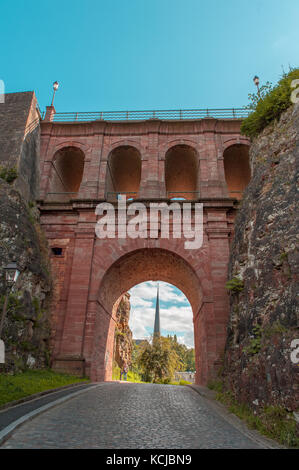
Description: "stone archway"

(165, 144), (199, 199)
(105, 145), (142, 201)
(223, 144), (251, 199)
(48, 146), (85, 201)
(90, 248), (203, 383)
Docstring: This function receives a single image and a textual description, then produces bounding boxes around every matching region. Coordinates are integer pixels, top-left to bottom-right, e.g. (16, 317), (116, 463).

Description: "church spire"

(153, 282), (160, 337)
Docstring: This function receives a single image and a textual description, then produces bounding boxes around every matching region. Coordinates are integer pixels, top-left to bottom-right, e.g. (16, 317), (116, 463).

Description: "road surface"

(1, 382), (275, 449)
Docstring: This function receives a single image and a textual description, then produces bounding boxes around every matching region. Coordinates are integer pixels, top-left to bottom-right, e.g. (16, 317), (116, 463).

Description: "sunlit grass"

(0, 369), (89, 406)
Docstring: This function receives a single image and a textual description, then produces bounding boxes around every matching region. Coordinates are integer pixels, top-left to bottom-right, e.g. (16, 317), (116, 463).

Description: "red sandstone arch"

(105, 145), (141, 201)
(165, 145), (199, 199)
(90, 248), (203, 382)
(49, 146), (85, 199)
(223, 144), (251, 199)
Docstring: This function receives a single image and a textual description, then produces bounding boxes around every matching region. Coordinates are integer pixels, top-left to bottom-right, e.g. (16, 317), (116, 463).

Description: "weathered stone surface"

(0, 180), (52, 372)
(0, 91), (40, 201)
(39, 116), (248, 384)
(223, 104), (299, 412)
(114, 293), (133, 368)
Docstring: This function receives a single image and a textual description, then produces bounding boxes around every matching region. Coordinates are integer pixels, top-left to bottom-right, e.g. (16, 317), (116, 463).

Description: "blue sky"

(1, 0), (298, 112)
(128, 282), (194, 348)
(1, 1), (298, 345)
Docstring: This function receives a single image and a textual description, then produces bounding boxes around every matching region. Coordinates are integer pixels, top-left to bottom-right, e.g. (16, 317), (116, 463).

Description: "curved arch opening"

(223, 144), (251, 199)
(105, 145), (141, 201)
(113, 280), (195, 382)
(165, 145), (198, 200)
(90, 248), (202, 382)
(49, 146), (85, 201)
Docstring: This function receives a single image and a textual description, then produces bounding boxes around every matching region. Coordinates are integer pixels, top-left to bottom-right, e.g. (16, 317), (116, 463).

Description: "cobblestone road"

(1, 383), (269, 449)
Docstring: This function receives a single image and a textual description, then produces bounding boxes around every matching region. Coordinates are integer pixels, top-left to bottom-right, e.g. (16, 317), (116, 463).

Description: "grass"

(168, 379), (192, 386)
(112, 364), (191, 385)
(112, 364), (145, 383)
(208, 384), (299, 448)
(0, 369), (89, 407)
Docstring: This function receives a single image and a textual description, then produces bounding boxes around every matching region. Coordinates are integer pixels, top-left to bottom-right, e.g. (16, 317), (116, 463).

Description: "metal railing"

(50, 107), (249, 123)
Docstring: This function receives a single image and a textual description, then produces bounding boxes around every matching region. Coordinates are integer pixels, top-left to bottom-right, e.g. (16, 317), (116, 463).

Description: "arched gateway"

(39, 110), (250, 385)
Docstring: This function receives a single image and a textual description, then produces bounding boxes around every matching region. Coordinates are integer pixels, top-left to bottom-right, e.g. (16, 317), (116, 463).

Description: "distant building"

(174, 371), (195, 383)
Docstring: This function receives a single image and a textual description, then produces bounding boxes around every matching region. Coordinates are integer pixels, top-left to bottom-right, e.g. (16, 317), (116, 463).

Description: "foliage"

(216, 389), (299, 448)
(166, 335), (196, 372)
(0, 292), (24, 321)
(130, 337), (195, 383)
(241, 67), (299, 139)
(243, 324), (262, 355)
(245, 81), (274, 111)
(178, 379), (191, 385)
(112, 361), (144, 383)
(0, 369), (89, 407)
(137, 336), (181, 383)
(207, 380), (223, 393)
(225, 277), (244, 293)
(0, 165), (18, 184)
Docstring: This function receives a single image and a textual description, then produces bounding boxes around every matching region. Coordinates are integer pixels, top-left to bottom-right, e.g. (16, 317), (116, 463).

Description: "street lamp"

(5, 262), (20, 286)
(51, 81), (59, 107)
(253, 75), (260, 97)
(0, 261), (21, 338)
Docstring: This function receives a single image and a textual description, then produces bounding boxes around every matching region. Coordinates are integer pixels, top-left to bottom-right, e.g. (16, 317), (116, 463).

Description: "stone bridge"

(38, 107), (251, 384)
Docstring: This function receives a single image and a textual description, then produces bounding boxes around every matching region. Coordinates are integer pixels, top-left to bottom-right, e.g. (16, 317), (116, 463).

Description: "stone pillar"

(139, 121), (162, 199)
(90, 301), (116, 382)
(194, 300), (217, 385)
(52, 228), (94, 376)
(44, 105), (56, 122)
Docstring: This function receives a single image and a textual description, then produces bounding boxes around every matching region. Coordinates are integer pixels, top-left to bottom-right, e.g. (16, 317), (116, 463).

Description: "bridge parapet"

(44, 107), (249, 123)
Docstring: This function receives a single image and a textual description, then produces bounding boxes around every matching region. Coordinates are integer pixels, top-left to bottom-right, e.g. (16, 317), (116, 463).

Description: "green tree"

(137, 336), (180, 383)
(185, 348), (195, 372)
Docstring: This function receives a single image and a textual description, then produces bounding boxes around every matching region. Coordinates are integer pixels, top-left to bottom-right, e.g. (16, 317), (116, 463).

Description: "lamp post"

(253, 75), (260, 98)
(51, 81), (59, 107)
(0, 262), (21, 338)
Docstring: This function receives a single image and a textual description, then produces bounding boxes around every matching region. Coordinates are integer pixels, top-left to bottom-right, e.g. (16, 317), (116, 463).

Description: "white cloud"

(128, 281), (194, 348)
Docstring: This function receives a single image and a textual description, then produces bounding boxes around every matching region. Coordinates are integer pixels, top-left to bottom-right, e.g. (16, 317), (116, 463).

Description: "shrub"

(179, 379), (191, 385)
(225, 277), (244, 293)
(243, 324), (263, 355)
(0, 165), (18, 183)
(241, 67), (299, 139)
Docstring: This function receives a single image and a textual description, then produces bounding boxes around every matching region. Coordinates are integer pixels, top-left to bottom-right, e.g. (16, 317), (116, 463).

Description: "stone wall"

(0, 180), (52, 372)
(223, 104), (299, 412)
(114, 293), (133, 369)
(0, 91), (40, 201)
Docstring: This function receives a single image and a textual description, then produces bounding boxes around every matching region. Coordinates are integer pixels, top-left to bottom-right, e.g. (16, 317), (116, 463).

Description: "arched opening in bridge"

(105, 145), (141, 201)
(165, 145), (198, 200)
(223, 144), (251, 199)
(112, 280), (195, 382)
(49, 146), (85, 200)
(90, 248), (204, 383)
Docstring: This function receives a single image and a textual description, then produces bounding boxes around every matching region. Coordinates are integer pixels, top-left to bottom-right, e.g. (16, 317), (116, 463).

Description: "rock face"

(114, 293), (133, 369)
(223, 104), (299, 411)
(0, 92), (40, 201)
(0, 180), (52, 373)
